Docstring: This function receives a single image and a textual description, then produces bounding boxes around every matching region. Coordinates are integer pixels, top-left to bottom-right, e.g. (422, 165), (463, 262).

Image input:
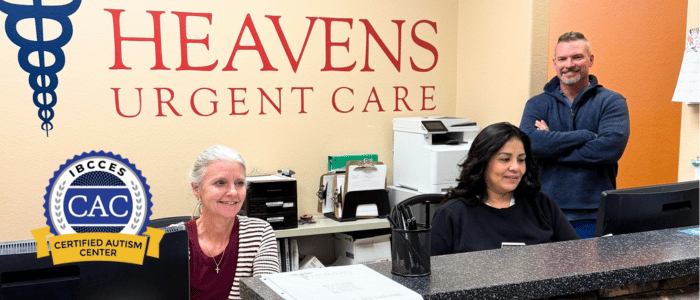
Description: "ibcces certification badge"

(32, 151), (166, 265)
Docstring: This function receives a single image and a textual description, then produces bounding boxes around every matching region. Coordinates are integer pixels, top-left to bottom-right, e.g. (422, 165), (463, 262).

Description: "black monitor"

(594, 180), (700, 237)
(0, 225), (189, 299)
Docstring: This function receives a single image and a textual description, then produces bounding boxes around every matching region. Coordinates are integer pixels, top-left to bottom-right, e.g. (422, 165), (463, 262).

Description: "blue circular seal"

(43, 151), (152, 236)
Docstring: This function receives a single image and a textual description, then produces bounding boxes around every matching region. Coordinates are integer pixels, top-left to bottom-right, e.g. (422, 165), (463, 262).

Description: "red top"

(186, 218), (240, 300)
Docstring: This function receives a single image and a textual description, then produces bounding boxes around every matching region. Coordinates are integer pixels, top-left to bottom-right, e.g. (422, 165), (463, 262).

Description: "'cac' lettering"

(68, 195), (130, 217)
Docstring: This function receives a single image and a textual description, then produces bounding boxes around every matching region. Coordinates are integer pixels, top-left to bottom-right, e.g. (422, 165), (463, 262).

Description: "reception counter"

(241, 227), (699, 299)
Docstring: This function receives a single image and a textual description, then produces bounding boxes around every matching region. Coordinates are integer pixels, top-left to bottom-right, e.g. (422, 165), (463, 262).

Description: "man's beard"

(559, 68), (581, 85)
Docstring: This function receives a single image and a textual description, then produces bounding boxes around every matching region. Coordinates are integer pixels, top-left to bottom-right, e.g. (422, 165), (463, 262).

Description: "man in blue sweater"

(520, 32), (630, 238)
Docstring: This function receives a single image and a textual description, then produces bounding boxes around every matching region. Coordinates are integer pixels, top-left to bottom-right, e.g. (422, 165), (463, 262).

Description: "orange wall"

(548, 0), (688, 188)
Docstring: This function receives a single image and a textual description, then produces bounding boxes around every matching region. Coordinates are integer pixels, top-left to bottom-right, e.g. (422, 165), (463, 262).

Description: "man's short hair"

(556, 31), (591, 55)
(557, 31), (587, 43)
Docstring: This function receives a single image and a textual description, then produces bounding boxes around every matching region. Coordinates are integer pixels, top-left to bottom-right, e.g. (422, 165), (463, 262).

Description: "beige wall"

(1, 1), (695, 243)
(456, 0), (549, 127)
(0, 0), (458, 241)
(678, 0), (700, 181)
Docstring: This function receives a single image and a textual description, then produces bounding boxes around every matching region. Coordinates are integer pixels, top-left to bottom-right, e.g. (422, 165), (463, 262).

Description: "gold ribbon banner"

(31, 227), (165, 265)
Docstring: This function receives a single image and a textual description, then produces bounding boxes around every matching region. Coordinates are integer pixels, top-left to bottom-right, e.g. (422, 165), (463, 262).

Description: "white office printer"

(392, 116), (479, 194)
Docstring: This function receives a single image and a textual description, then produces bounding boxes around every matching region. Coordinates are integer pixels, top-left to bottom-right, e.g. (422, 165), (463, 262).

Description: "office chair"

(148, 216), (193, 229)
(396, 193), (445, 227)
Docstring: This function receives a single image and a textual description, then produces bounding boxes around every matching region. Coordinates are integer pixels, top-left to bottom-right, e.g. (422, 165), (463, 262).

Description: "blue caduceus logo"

(0, 0), (81, 136)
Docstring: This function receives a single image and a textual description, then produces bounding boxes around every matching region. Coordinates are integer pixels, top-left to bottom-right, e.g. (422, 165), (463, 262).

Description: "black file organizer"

(325, 189), (391, 222)
(241, 178), (298, 230)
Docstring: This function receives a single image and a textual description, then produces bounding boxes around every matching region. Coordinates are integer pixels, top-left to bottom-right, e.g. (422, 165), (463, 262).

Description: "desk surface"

(242, 227), (699, 300)
(274, 214), (389, 238)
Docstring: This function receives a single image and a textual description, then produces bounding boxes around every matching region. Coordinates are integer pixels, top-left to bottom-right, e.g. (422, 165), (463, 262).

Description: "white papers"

(260, 264), (422, 300)
(248, 174), (295, 182)
(346, 164), (387, 192)
(355, 204), (378, 217)
(334, 174), (346, 218)
(321, 176), (335, 213)
(672, 28), (699, 103)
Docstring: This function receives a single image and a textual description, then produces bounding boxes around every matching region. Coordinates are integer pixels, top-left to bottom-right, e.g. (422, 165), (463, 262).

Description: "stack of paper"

(260, 264), (422, 300)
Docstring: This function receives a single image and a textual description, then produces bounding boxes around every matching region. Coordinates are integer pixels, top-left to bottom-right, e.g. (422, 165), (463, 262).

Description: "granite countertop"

(241, 227), (699, 300)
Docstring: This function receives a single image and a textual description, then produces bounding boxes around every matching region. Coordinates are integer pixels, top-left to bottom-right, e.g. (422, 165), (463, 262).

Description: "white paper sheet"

(260, 264), (423, 300)
(672, 28), (699, 103)
(346, 164), (387, 192)
(321, 175), (335, 213)
(334, 174), (345, 218)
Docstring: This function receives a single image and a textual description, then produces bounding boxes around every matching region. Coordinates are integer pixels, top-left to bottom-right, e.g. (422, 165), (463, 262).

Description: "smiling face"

(485, 138), (526, 201)
(553, 40), (594, 86)
(191, 160), (246, 219)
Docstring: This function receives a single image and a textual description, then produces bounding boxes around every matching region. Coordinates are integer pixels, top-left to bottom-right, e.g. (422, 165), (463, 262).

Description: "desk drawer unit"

(242, 177), (298, 230)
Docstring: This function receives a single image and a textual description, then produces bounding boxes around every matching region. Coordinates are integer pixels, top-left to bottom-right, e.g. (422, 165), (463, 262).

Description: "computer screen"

(594, 180), (699, 237)
(0, 225), (189, 300)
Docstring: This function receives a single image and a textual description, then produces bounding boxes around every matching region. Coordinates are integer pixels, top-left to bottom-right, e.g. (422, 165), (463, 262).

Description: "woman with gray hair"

(185, 145), (279, 300)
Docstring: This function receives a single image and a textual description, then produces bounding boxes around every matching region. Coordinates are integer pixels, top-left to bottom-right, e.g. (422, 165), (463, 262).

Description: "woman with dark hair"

(431, 122), (578, 256)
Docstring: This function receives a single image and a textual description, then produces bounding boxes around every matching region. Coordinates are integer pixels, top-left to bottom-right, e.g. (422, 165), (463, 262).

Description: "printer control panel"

(421, 120), (448, 132)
